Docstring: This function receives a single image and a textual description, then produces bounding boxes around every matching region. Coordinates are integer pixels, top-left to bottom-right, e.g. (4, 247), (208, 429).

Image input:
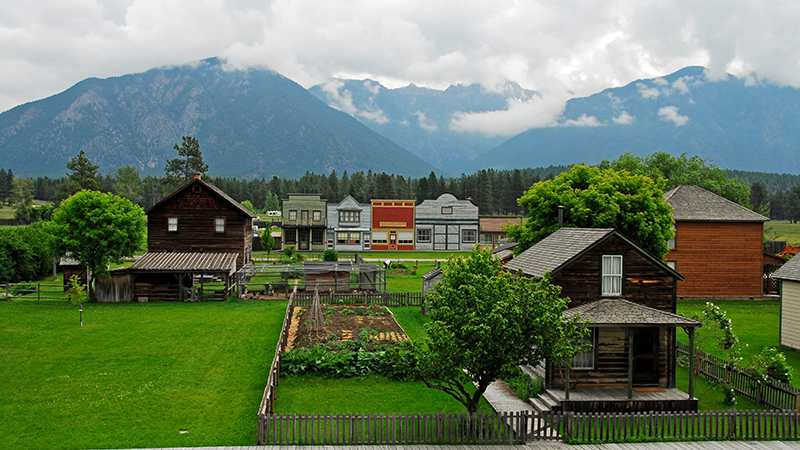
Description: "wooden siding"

(549, 327), (672, 390)
(371, 200), (415, 251)
(552, 235), (678, 312)
(781, 280), (800, 350)
(667, 221), (764, 298)
(282, 194), (328, 252)
(147, 184), (253, 267)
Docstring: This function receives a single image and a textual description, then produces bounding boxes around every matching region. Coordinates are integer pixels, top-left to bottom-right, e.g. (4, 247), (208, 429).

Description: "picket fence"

(259, 409), (800, 444)
(292, 291), (424, 307)
(677, 342), (800, 410)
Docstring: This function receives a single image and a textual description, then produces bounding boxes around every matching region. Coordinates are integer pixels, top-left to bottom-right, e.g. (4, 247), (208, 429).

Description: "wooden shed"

(505, 227), (699, 413)
(146, 174), (256, 267)
(664, 185), (770, 299)
(96, 252), (238, 303)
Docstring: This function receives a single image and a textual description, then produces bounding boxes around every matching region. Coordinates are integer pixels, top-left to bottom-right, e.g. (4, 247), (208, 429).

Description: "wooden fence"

(260, 411), (538, 444)
(568, 409), (800, 442)
(0, 282), (68, 301)
(258, 409), (800, 444)
(256, 293), (295, 444)
(292, 291), (424, 307)
(677, 342), (800, 410)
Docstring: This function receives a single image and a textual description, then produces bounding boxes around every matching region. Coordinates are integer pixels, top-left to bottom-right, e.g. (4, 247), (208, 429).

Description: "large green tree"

(600, 152), (751, 207)
(48, 190), (146, 296)
(113, 165), (142, 204)
(414, 247), (586, 413)
(164, 136), (209, 191)
(507, 164), (675, 258)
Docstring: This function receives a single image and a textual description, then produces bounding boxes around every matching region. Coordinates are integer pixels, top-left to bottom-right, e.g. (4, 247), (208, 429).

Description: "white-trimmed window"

(667, 225), (676, 249)
(570, 329), (596, 369)
(417, 228), (431, 243)
(398, 231), (414, 244)
(462, 229), (477, 243)
(215, 217), (225, 233)
(480, 234), (494, 245)
(601, 255), (623, 296)
(441, 206), (453, 214)
(372, 232), (388, 244)
(313, 210), (322, 221)
(288, 210), (297, 221)
(340, 210), (360, 223)
(168, 217), (178, 232)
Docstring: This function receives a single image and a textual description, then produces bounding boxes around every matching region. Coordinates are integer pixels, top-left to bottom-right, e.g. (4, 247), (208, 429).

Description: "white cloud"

(637, 83), (663, 99)
(320, 79), (389, 124)
(613, 111), (635, 124)
(413, 111), (438, 132)
(672, 77), (691, 95)
(653, 77), (669, 86)
(658, 105), (688, 126)
(449, 94), (567, 137)
(562, 114), (603, 127)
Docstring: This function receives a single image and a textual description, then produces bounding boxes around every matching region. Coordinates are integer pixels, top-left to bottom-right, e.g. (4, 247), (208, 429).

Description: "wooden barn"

(505, 227), (700, 413)
(772, 256), (800, 350)
(146, 174), (257, 267)
(664, 185), (770, 299)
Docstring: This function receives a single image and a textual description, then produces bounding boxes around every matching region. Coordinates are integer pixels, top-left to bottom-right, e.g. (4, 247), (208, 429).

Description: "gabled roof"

(664, 185), (767, 222)
(480, 215), (523, 233)
(565, 299), (700, 327)
(504, 227), (683, 281)
(422, 267), (442, 281)
(773, 256), (800, 282)
(146, 177), (256, 218)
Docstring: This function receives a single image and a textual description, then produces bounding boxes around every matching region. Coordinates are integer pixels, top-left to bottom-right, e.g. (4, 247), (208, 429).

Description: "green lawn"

(390, 305), (431, 342)
(766, 220), (800, 246)
(0, 300), (287, 450)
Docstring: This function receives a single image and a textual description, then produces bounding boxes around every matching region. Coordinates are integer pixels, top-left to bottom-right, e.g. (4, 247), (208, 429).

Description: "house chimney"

(558, 205), (564, 228)
(193, 173), (201, 180)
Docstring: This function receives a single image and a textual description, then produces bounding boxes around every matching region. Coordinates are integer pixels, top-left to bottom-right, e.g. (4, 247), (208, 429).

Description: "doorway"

(633, 328), (659, 386)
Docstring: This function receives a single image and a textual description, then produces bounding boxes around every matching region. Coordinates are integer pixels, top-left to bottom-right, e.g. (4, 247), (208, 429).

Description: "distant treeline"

(15, 166), (570, 216)
(728, 170), (800, 193)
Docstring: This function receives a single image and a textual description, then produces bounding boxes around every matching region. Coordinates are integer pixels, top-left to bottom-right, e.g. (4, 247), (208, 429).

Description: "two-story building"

(371, 199), (416, 251)
(415, 193), (479, 251)
(326, 195), (372, 251)
(282, 194), (327, 252)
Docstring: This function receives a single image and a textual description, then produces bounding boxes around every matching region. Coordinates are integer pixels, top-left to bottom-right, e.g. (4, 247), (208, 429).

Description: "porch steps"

(529, 390), (561, 414)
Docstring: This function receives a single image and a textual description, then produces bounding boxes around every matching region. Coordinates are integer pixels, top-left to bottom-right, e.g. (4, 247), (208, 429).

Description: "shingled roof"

(773, 256), (800, 282)
(504, 227), (683, 280)
(664, 185), (767, 222)
(146, 177), (257, 218)
(565, 299), (700, 327)
(124, 252), (238, 273)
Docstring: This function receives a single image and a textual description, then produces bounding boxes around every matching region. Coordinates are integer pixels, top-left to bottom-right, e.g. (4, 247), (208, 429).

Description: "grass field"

(0, 300), (287, 450)
(766, 220), (800, 246)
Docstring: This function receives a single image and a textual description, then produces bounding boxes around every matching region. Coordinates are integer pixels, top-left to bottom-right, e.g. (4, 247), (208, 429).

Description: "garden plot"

(286, 304), (409, 351)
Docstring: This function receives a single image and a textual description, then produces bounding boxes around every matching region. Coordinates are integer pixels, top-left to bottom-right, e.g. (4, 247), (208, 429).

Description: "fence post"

(728, 410), (737, 438)
(796, 392), (800, 413)
(757, 381), (763, 405)
(38, 283), (40, 301)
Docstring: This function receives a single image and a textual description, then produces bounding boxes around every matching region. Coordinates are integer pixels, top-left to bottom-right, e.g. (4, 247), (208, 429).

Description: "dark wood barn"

(505, 227), (700, 413)
(147, 174), (257, 267)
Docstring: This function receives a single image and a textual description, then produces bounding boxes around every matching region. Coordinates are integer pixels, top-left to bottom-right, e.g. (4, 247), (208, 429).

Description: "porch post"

(627, 328), (634, 400)
(688, 326), (696, 399)
(565, 364), (571, 400)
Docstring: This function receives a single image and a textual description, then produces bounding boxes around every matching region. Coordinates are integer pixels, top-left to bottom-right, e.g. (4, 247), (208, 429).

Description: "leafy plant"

(750, 347), (793, 384)
(505, 368), (544, 401)
(67, 274), (88, 305)
(11, 282), (36, 297)
(322, 249), (339, 261)
(283, 245), (296, 258)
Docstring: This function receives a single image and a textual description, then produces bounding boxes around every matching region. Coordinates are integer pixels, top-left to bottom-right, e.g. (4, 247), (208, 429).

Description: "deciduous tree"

(507, 164), (675, 258)
(48, 190), (146, 297)
(413, 247), (587, 413)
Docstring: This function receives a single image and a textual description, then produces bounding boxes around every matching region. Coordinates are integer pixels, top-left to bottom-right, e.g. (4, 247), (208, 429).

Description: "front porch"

(539, 386), (697, 413)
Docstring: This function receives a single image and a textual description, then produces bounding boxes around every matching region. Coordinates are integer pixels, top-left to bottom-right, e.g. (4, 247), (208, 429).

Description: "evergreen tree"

(164, 136), (208, 191)
(113, 166), (142, 204)
(427, 171), (439, 199)
(55, 150), (99, 203)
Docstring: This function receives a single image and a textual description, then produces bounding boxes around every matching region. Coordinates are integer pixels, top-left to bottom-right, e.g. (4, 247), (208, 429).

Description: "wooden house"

(146, 174), (257, 267)
(371, 199), (415, 251)
(479, 215), (522, 249)
(326, 195), (372, 251)
(772, 256), (800, 350)
(415, 193), (479, 251)
(282, 194), (327, 252)
(505, 228), (699, 413)
(664, 185), (769, 299)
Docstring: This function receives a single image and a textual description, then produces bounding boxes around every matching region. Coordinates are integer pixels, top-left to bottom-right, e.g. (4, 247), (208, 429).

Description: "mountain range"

(0, 58), (436, 178)
(2, 60), (800, 178)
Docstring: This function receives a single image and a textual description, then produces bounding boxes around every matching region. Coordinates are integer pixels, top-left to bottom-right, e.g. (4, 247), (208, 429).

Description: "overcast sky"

(2, 0), (799, 135)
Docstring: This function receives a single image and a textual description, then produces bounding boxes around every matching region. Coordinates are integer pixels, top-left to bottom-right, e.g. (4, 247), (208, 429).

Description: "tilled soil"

(285, 304), (408, 351)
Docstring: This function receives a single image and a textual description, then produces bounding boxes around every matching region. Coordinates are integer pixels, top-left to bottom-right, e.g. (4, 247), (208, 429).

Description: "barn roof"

(664, 185), (767, 222)
(480, 215), (523, 233)
(146, 177), (256, 218)
(504, 227), (683, 280)
(125, 252), (238, 273)
(565, 299), (700, 327)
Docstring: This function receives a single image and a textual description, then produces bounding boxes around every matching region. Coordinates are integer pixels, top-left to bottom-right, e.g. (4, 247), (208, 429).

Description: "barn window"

(601, 255), (623, 296)
(462, 229), (477, 243)
(570, 328), (596, 369)
(168, 217), (178, 232)
(215, 218), (225, 233)
(417, 228), (431, 243)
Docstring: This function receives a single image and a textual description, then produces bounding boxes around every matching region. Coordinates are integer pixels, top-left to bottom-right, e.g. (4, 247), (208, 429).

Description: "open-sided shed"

(236, 261), (386, 298)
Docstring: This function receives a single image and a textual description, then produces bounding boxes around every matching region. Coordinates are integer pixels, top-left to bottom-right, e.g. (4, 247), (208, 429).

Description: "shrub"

(11, 282), (36, 297)
(750, 347), (793, 384)
(322, 249), (339, 261)
(505, 367), (544, 400)
(283, 246), (296, 258)
(67, 274), (88, 304)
